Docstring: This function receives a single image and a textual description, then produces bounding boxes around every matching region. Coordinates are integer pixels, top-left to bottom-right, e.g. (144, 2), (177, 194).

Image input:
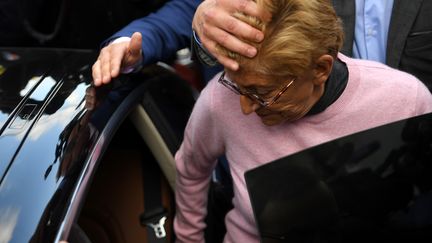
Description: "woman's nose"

(240, 95), (260, 114)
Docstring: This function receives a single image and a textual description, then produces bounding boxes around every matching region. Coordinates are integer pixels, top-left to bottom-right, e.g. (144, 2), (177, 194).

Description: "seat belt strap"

(140, 160), (168, 243)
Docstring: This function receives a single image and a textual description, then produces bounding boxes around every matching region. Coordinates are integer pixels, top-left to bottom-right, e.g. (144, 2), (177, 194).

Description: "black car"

(0, 47), (195, 243)
(1, 47), (432, 243)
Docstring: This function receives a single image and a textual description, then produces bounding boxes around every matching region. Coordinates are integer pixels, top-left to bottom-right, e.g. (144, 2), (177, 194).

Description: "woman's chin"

(260, 113), (303, 126)
(260, 116), (284, 126)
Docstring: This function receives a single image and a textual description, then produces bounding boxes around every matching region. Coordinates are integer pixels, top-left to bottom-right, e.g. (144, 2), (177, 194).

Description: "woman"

(174, 0), (432, 242)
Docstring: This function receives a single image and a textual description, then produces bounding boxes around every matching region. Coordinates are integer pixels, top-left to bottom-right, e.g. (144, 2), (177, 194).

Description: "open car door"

(245, 112), (432, 243)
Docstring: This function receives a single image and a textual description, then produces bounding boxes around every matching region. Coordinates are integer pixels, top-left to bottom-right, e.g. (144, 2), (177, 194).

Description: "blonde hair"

(218, 0), (344, 78)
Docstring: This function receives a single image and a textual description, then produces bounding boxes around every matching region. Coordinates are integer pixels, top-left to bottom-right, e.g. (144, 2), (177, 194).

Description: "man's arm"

(92, 0), (201, 86)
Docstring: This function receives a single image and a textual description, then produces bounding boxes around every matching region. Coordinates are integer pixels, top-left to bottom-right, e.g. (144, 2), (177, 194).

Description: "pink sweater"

(174, 54), (432, 243)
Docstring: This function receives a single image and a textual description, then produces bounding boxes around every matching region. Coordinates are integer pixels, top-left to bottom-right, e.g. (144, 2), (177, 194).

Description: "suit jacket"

(106, 0), (201, 65)
(332, 0), (432, 91)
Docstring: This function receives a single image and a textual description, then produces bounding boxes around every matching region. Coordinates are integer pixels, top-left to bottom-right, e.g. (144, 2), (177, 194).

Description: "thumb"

(125, 32), (143, 65)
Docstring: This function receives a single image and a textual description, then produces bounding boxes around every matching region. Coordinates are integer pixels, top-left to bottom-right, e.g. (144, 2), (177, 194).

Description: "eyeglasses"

(218, 71), (295, 107)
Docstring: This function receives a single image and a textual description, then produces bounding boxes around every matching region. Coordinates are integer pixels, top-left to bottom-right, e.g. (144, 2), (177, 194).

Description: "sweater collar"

(307, 58), (349, 115)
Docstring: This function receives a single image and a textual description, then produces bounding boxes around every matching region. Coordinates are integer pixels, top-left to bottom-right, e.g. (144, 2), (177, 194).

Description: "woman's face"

(226, 70), (325, 126)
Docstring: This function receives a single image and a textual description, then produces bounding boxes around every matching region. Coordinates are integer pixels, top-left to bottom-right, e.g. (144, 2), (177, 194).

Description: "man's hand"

(192, 0), (270, 70)
(92, 32), (143, 86)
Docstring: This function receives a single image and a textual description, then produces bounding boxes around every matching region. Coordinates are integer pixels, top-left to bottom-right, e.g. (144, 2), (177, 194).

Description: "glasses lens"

(218, 72), (272, 107)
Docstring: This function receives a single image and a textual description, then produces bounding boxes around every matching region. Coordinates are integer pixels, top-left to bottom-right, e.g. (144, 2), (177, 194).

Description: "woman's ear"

(312, 54), (334, 85)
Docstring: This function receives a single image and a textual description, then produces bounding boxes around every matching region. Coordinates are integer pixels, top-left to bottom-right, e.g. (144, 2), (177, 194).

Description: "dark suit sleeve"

(105, 0), (201, 65)
(331, 0), (356, 56)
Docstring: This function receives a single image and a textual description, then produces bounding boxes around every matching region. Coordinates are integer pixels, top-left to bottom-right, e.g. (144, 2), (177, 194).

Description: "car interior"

(70, 67), (198, 243)
(76, 119), (175, 243)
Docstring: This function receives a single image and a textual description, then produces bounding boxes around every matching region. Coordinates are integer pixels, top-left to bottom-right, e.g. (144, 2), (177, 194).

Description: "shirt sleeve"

(191, 29), (219, 66)
(105, 0), (201, 65)
(174, 80), (225, 242)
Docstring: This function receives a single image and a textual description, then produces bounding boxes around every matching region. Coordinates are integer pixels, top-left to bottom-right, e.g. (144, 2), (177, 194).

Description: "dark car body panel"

(0, 47), (193, 242)
(0, 48), (103, 242)
(0, 48), (95, 178)
(246, 112), (432, 243)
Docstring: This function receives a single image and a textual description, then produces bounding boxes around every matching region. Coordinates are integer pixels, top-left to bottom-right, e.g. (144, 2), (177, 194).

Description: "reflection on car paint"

(246, 112), (432, 243)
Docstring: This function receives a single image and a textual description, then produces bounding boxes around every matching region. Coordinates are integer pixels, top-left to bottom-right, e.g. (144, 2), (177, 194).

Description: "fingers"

(92, 32), (142, 87)
(195, 0), (264, 45)
(106, 45), (125, 79)
(235, 0), (271, 22)
(235, 0), (257, 15)
(214, 1), (265, 43)
(212, 50), (240, 71)
(193, 0), (267, 69)
(92, 42), (127, 86)
(196, 26), (242, 70)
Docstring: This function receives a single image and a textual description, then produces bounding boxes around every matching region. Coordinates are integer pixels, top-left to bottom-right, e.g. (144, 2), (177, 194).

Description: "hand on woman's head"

(192, 0), (270, 71)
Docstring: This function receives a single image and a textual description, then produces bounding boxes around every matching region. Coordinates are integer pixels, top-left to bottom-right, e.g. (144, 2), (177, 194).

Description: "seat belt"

(139, 159), (170, 243)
